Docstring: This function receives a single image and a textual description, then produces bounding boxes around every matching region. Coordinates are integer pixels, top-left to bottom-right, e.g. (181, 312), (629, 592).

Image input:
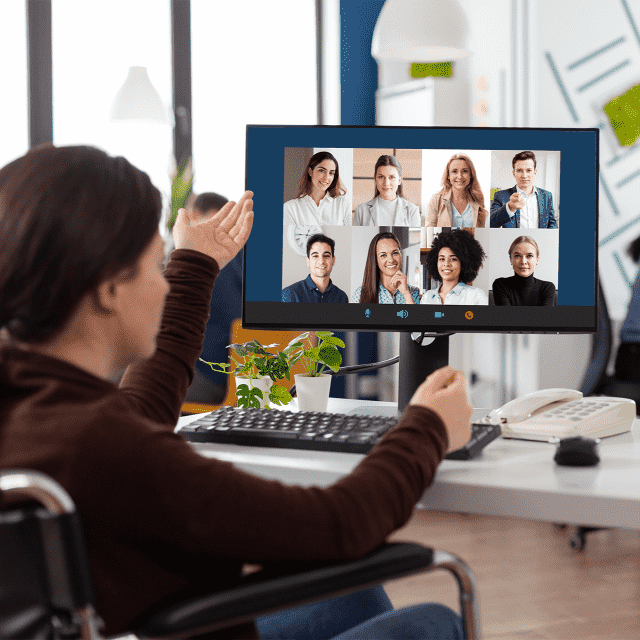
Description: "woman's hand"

(409, 366), (472, 453)
(389, 270), (415, 304)
(173, 191), (254, 270)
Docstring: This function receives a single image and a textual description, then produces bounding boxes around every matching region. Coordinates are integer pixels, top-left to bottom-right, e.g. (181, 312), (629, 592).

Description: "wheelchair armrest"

(134, 542), (434, 639)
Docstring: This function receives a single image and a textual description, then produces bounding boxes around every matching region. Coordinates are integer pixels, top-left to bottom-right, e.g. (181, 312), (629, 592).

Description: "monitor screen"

(243, 125), (598, 335)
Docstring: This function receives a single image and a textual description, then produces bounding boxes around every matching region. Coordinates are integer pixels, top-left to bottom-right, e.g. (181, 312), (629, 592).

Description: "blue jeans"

(256, 586), (464, 640)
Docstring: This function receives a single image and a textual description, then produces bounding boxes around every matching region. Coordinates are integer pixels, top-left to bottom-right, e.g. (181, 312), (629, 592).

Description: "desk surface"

(177, 399), (640, 529)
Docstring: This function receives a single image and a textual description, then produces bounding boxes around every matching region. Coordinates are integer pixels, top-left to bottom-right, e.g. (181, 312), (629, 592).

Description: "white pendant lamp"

(371, 0), (470, 62)
(109, 66), (169, 124)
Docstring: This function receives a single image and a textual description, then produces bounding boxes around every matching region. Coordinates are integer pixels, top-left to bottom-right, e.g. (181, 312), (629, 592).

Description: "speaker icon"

(365, 309), (371, 318)
(396, 309), (409, 319)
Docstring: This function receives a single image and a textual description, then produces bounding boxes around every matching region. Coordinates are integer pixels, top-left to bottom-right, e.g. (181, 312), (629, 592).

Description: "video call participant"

(426, 153), (487, 228)
(281, 233), (349, 303)
(492, 236), (556, 306)
(421, 229), (488, 305)
(0, 144), (472, 640)
(353, 231), (420, 304)
(490, 150), (558, 229)
(353, 154), (421, 226)
(283, 151), (351, 226)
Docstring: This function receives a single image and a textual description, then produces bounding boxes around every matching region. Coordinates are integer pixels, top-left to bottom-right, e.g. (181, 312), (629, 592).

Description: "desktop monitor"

(243, 125), (599, 409)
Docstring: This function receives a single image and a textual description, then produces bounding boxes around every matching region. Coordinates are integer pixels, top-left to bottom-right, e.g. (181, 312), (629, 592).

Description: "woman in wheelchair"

(0, 145), (472, 639)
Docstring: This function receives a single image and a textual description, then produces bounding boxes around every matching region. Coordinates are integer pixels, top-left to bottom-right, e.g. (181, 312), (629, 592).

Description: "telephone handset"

(481, 388), (636, 442)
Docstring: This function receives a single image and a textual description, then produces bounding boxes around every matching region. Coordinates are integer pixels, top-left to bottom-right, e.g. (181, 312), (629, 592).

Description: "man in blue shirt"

(282, 233), (349, 303)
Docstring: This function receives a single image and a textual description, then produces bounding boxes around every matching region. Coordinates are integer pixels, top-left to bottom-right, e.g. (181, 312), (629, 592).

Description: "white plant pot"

(295, 373), (332, 413)
(235, 375), (272, 408)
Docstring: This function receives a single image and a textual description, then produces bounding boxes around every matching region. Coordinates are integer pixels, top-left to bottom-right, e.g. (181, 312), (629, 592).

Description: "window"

(191, 0), (317, 199)
(0, 1), (28, 168)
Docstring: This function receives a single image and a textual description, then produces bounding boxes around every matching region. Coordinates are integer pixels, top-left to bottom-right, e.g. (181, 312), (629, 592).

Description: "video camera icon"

(396, 309), (409, 319)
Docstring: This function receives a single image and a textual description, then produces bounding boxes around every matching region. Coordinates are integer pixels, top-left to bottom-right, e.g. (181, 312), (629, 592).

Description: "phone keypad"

(541, 400), (610, 421)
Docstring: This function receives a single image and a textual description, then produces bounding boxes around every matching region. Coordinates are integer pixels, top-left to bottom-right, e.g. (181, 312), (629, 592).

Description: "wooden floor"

(385, 510), (640, 639)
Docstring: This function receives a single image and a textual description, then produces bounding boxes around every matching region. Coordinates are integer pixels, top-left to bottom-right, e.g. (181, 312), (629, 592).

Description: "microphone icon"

(365, 309), (371, 318)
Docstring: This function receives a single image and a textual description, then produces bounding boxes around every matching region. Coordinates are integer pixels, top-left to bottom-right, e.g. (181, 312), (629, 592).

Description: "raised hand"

(508, 192), (526, 212)
(173, 191), (254, 270)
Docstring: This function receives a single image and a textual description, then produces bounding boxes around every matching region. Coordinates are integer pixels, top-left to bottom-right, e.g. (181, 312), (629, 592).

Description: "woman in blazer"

(426, 153), (487, 228)
(353, 155), (421, 226)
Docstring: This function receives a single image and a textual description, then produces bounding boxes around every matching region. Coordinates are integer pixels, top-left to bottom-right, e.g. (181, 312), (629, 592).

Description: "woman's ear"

(93, 279), (118, 316)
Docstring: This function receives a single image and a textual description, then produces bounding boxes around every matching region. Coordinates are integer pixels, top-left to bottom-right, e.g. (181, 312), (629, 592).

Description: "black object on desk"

(179, 407), (502, 460)
(554, 436), (600, 467)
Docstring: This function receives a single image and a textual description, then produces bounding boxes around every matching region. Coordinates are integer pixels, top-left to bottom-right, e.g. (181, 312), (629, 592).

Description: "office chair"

(0, 469), (481, 639)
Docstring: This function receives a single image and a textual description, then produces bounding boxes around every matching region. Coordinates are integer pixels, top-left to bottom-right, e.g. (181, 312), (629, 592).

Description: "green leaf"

(268, 385), (293, 406)
(315, 331), (333, 338)
(304, 347), (321, 361)
(236, 384), (263, 409)
(318, 345), (342, 372)
(320, 336), (345, 348)
(288, 333), (309, 347)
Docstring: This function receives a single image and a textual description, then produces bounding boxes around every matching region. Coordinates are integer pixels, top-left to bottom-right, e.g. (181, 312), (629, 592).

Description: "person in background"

(492, 235), (556, 306)
(421, 229), (488, 305)
(426, 153), (487, 228)
(282, 233), (349, 303)
(490, 150), (558, 229)
(614, 234), (640, 381)
(0, 144), (471, 640)
(353, 231), (420, 304)
(184, 192), (242, 405)
(353, 154), (421, 226)
(283, 151), (351, 225)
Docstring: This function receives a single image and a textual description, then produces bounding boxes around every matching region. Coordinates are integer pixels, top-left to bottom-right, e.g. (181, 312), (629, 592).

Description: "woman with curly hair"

(283, 151), (351, 225)
(421, 229), (488, 305)
(426, 153), (487, 228)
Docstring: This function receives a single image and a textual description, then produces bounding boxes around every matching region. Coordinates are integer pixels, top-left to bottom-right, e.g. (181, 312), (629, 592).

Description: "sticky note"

(604, 83), (640, 147)
(411, 62), (452, 78)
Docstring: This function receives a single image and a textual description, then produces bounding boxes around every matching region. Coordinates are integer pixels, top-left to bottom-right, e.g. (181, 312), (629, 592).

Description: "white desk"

(177, 399), (640, 530)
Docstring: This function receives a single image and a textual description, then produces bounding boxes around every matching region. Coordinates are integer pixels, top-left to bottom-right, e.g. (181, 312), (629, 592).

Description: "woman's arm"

(492, 278), (511, 305)
(540, 281), (557, 306)
(118, 195), (253, 425)
(425, 194), (439, 227)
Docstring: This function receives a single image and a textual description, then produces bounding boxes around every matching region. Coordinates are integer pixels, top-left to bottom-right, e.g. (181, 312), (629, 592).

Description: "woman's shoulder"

(536, 277), (556, 291)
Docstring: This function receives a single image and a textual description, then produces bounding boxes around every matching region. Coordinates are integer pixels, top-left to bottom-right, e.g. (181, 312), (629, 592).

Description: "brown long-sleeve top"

(0, 249), (448, 638)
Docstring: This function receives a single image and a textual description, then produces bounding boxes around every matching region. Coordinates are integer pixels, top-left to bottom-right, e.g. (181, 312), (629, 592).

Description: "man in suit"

(490, 151), (558, 229)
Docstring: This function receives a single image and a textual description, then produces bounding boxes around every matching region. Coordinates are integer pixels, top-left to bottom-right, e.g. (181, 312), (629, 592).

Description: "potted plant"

(285, 331), (344, 412)
(200, 340), (293, 409)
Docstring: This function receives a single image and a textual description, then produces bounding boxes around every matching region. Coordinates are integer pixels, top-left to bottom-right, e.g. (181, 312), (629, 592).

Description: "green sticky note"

(490, 188), (499, 201)
(604, 84), (640, 147)
(411, 62), (452, 78)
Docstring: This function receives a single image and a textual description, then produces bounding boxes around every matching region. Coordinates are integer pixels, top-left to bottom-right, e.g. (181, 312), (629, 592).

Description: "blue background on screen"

(245, 126), (597, 306)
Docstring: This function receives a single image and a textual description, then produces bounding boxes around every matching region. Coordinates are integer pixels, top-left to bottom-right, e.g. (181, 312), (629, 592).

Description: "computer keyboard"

(178, 407), (502, 460)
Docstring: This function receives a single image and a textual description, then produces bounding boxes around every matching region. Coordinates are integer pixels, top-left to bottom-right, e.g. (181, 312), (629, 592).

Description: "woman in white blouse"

(283, 151), (351, 225)
(420, 229), (488, 305)
(353, 155), (421, 226)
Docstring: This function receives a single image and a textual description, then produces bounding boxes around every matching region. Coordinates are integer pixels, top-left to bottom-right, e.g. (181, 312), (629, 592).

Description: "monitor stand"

(398, 332), (450, 413)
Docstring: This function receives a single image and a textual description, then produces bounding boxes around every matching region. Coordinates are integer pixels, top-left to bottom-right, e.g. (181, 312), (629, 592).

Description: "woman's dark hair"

(426, 229), (486, 285)
(359, 231), (402, 304)
(0, 144), (162, 343)
(296, 151), (346, 199)
(373, 155), (404, 198)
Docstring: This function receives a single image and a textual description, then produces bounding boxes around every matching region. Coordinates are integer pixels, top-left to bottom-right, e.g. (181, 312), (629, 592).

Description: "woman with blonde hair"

(492, 235), (556, 306)
(426, 153), (487, 228)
